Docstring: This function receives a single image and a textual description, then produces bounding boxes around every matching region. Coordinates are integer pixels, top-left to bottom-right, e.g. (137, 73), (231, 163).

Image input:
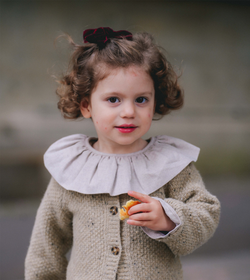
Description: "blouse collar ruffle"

(44, 134), (200, 196)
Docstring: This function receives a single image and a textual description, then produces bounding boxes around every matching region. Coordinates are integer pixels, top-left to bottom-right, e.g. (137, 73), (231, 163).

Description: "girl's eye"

(136, 97), (147, 104)
(108, 97), (120, 103)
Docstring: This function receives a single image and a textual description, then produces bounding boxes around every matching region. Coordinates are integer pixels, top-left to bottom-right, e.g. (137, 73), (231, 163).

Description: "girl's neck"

(92, 138), (149, 154)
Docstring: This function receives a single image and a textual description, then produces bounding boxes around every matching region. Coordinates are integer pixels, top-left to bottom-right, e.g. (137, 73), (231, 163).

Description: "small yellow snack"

(119, 200), (141, 220)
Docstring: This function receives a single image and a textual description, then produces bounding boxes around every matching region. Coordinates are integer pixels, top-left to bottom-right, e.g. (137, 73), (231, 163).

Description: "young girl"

(25, 27), (220, 280)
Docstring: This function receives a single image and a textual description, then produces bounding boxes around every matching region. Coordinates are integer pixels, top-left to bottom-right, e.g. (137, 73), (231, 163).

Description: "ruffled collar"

(44, 134), (200, 196)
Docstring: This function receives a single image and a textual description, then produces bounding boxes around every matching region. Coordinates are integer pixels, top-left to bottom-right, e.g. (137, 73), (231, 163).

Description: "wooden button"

(111, 247), (120, 255)
(110, 206), (118, 215)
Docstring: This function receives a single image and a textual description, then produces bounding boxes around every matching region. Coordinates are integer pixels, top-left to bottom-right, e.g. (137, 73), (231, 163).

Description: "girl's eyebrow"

(103, 91), (154, 96)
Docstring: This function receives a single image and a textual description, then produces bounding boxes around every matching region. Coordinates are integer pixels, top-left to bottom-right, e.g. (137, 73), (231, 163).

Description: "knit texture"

(25, 163), (220, 280)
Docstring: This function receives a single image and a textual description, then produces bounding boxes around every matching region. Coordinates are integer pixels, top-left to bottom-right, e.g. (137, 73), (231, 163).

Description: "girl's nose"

(120, 102), (135, 118)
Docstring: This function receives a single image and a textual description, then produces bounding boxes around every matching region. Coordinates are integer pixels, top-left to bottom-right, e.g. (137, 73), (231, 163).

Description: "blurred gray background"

(0, 0), (250, 279)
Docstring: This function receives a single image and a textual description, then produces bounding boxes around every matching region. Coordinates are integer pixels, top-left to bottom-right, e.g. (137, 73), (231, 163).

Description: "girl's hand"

(127, 190), (176, 232)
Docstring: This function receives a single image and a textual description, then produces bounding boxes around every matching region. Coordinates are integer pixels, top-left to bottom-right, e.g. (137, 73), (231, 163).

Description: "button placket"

(104, 197), (122, 277)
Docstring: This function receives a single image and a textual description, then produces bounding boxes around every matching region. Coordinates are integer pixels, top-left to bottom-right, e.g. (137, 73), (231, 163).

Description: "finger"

(127, 218), (150, 227)
(128, 203), (152, 215)
(128, 212), (151, 221)
(128, 190), (153, 203)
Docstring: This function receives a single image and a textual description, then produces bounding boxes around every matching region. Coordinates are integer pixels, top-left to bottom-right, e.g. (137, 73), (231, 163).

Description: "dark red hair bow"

(83, 27), (133, 44)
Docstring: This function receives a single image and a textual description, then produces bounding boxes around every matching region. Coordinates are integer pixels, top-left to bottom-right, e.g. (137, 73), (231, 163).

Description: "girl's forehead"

(89, 64), (154, 98)
(98, 65), (150, 81)
(92, 65), (154, 97)
(102, 66), (152, 84)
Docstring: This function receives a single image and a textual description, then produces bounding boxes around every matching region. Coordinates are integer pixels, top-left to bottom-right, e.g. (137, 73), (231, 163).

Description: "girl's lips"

(115, 124), (137, 133)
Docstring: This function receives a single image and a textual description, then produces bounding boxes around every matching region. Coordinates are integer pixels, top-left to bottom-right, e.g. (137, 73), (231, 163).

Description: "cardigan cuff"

(141, 197), (181, 239)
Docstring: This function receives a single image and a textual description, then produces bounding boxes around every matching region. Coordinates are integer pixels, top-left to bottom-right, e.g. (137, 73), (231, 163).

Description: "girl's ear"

(80, 99), (92, 118)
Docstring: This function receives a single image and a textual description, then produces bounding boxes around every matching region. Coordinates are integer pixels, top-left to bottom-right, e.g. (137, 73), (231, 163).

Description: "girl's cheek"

(94, 120), (107, 131)
(148, 110), (154, 118)
(94, 120), (101, 129)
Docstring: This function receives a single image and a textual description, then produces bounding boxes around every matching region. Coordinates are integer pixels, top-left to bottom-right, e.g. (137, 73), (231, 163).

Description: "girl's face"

(80, 66), (155, 154)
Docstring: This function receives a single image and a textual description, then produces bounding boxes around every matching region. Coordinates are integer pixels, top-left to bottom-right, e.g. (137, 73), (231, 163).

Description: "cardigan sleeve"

(25, 178), (73, 280)
(157, 162), (220, 256)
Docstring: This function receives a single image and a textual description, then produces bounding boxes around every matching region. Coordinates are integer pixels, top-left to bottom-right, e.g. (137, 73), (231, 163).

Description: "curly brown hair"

(56, 32), (183, 119)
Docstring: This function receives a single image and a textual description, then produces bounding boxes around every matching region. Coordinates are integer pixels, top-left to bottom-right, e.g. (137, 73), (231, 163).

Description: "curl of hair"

(56, 32), (183, 119)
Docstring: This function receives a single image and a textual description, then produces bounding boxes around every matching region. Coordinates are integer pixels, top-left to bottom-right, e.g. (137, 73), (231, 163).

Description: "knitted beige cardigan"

(25, 163), (220, 280)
